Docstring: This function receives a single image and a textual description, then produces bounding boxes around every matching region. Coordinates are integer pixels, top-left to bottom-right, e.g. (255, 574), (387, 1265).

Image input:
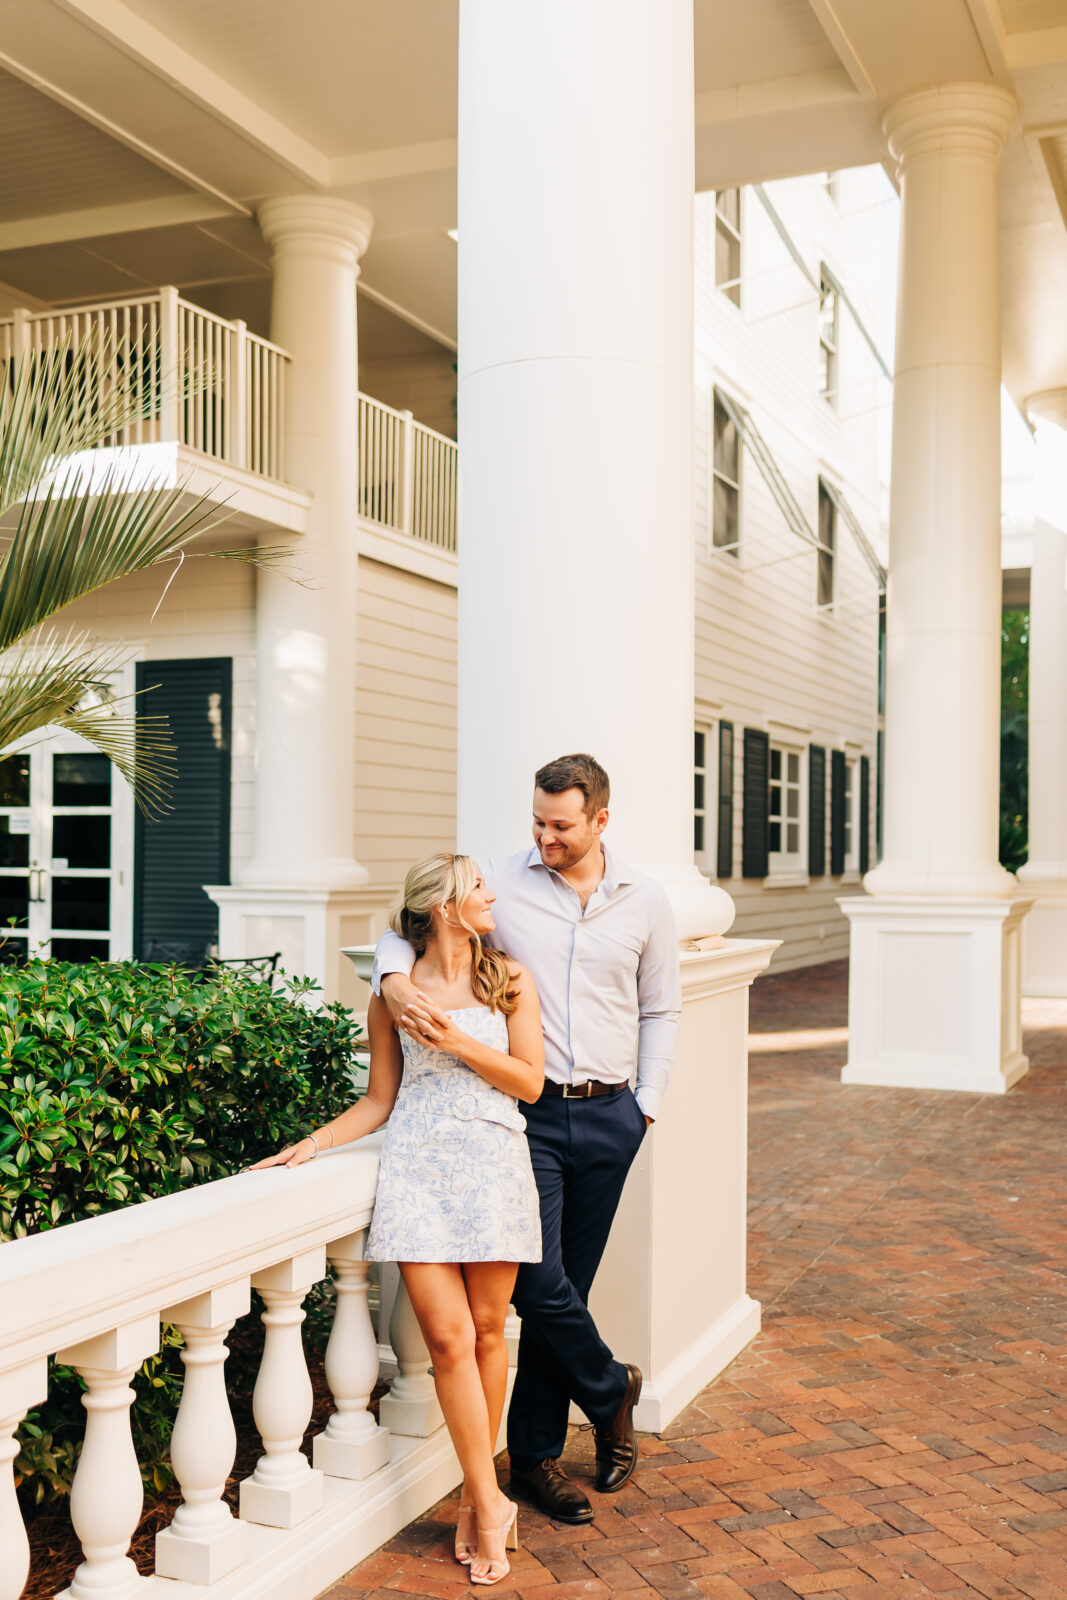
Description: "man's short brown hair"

(534, 753), (610, 817)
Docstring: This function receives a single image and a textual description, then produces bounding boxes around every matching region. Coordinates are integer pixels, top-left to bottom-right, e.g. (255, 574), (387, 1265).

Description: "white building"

(4, 3), (1067, 1597)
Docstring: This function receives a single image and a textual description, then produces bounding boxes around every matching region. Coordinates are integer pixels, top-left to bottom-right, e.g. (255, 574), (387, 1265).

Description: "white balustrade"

(55, 1316), (160, 1600)
(0, 1361), (48, 1600)
(377, 1276), (444, 1438)
(155, 1281), (251, 1585)
(357, 392), (458, 552)
(0, 290), (289, 481)
(313, 1232), (390, 1479)
(239, 1250), (326, 1529)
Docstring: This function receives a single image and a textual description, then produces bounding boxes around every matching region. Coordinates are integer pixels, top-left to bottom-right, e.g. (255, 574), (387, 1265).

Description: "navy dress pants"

(507, 1085), (647, 1471)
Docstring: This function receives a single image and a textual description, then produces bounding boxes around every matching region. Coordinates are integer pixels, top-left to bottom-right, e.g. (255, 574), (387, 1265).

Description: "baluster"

(0, 1359), (48, 1600)
(54, 1316), (160, 1600)
(158, 287), (179, 445)
(155, 1281), (250, 1584)
(378, 1273), (444, 1438)
(312, 1232), (389, 1480)
(239, 1249), (325, 1529)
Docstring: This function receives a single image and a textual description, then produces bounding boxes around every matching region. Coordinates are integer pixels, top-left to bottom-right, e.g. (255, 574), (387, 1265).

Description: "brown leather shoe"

(594, 1363), (643, 1492)
(508, 1458), (594, 1524)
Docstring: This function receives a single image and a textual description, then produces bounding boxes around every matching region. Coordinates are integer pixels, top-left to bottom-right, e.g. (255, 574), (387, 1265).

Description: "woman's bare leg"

(463, 1261), (518, 1453)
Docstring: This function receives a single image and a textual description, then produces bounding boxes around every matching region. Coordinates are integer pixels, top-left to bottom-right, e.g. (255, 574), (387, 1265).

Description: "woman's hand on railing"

(248, 1137), (318, 1171)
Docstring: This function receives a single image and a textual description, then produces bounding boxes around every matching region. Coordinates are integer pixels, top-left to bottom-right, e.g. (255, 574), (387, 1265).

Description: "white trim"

(356, 519), (458, 588)
(765, 871), (810, 888)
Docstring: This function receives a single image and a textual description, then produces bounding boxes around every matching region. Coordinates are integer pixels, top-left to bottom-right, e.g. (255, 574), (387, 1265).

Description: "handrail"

(358, 391), (458, 553)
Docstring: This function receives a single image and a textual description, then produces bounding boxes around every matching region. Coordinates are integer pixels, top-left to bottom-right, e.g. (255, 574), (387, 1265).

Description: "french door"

(0, 730), (133, 963)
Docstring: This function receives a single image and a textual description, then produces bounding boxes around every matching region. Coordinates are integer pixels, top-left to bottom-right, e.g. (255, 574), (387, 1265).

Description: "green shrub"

(2, 959), (363, 1508)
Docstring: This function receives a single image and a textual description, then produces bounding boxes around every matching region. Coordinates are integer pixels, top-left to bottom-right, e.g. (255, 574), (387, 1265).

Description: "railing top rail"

(0, 1138), (383, 1374)
(411, 415), (459, 449)
(242, 328), (292, 361)
(358, 390), (410, 424)
(16, 291), (166, 320)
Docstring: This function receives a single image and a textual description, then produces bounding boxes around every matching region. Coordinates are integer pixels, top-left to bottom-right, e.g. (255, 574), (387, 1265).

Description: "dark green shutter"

(830, 748), (846, 876)
(134, 658), (232, 961)
(859, 754), (871, 874)
(808, 745), (826, 877)
(716, 721), (734, 879)
(742, 728), (769, 878)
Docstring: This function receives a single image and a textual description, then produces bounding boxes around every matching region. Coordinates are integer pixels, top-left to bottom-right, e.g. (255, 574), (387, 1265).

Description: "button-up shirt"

(370, 844), (682, 1119)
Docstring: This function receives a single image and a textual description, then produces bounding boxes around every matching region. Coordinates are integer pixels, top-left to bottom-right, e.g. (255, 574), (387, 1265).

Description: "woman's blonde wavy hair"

(390, 852), (518, 1015)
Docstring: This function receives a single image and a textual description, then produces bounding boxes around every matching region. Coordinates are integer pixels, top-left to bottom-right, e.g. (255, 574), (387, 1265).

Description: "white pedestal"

(588, 938), (777, 1434)
(377, 1384), (444, 1439)
(840, 895), (1031, 1093)
(239, 1470), (324, 1530)
(1017, 877), (1067, 998)
(313, 1426), (391, 1480)
(207, 885), (394, 1007)
(155, 1517), (248, 1584)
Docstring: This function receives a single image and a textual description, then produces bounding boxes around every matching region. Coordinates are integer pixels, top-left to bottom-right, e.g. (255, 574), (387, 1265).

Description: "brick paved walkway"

(326, 960), (1067, 1600)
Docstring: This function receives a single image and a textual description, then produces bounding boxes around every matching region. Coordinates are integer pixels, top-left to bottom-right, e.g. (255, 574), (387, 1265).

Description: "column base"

(239, 1467), (325, 1528)
(1016, 875), (1067, 997)
(313, 1424), (391, 1479)
(207, 885), (396, 1006)
(840, 895), (1032, 1093)
(155, 1516), (248, 1584)
(633, 1293), (761, 1435)
(378, 1384), (445, 1438)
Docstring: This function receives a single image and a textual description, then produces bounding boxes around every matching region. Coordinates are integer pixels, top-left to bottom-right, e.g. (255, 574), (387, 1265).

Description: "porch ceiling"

(0, 0), (1065, 403)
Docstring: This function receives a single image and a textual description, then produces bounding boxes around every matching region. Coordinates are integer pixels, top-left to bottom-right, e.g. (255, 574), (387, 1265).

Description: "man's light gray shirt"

(370, 845), (682, 1120)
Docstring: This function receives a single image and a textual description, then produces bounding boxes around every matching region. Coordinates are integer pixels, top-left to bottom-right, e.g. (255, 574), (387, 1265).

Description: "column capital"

(257, 195), (374, 273)
(1026, 388), (1067, 429)
(883, 83), (1016, 172)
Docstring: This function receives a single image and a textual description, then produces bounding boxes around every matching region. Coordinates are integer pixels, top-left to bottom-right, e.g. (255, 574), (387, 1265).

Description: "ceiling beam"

(802, 0), (878, 96)
(695, 66), (858, 127)
(48, 0), (330, 188)
(961, 0), (1011, 81)
(0, 194), (232, 253)
(331, 139), (458, 188)
(1005, 24), (1067, 70)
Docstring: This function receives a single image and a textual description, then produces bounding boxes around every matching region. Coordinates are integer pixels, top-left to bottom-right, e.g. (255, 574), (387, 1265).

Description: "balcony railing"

(0, 288), (289, 482)
(0, 1143), (461, 1600)
(358, 393), (458, 554)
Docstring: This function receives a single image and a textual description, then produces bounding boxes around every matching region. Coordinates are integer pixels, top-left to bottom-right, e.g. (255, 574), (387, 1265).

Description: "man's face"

(532, 786), (607, 871)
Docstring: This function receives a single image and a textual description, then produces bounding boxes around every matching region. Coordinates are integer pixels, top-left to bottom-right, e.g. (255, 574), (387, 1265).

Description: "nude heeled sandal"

(454, 1503), (477, 1564)
(469, 1499), (519, 1587)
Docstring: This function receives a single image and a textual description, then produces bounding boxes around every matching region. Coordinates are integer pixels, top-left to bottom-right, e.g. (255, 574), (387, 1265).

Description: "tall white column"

(456, 0), (731, 940)
(842, 84), (1030, 1093)
(208, 197), (377, 1002)
(1018, 392), (1067, 995)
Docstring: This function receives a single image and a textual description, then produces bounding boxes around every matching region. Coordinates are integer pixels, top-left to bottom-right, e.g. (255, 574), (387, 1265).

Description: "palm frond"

(0, 636), (176, 814)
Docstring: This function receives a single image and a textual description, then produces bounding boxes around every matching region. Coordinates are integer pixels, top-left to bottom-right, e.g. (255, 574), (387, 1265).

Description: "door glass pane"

(53, 754), (111, 807)
(52, 877), (110, 931)
(50, 936), (108, 963)
(0, 754), (30, 806)
(0, 818), (29, 868)
(0, 878), (29, 928)
(53, 815), (111, 869)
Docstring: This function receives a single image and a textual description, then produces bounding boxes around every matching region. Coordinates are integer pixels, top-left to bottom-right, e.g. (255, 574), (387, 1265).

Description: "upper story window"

(712, 389), (741, 556)
(715, 189), (742, 307)
(769, 743), (804, 872)
(694, 724), (710, 861)
(818, 268), (839, 405)
(817, 479), (836, 608)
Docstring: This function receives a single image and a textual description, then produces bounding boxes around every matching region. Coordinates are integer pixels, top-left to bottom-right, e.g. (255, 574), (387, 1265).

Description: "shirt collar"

(525, 841), (634, 895)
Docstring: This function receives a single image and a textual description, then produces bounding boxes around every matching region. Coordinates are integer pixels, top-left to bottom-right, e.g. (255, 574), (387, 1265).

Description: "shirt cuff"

(634, 1083), (661, 1121)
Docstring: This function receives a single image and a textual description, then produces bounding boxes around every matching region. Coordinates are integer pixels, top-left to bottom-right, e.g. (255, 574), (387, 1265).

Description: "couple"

(255, 753), (681, 1585)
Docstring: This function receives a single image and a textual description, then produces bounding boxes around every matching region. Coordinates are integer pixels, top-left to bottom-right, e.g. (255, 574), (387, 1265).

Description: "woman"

(252, 853), (544, 1587)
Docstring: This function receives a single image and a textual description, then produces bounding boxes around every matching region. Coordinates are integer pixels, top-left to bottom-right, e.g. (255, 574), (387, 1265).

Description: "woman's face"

(455, 871), (496, 935)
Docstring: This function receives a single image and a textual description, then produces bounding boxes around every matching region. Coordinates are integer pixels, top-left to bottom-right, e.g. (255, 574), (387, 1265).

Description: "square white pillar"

(588, 938), (776, 1434)
(840, 896), (1031, 1093)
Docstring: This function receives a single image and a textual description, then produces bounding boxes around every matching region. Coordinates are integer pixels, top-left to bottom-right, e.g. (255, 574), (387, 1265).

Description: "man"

(371, 753), (681, 1523)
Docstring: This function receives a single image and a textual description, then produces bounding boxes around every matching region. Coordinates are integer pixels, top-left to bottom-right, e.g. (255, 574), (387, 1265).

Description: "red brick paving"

(325, 960), (1067, 1600)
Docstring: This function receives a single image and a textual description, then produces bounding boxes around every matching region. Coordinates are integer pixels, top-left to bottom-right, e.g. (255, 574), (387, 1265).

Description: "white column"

(155, 1281), (250, 1585)
(842, 83), (1030, 1093)
(0, 1360), (47, 1600)
(456, 0), (732, 939)
(209, 196), (376, 1003)
(55, 1316), (160, 1600)
(1018, 393), (1067, 995)
(239, 1250), (325, 1529)
(312, 1231), (390, 1478)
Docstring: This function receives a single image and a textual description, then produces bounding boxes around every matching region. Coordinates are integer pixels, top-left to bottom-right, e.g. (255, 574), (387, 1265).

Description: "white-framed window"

(817, 478), (836, 608)
(818, 268), (839, 405)
(712, 388), (741, 556)
(715, 188), (742, 307)
(694, 724), (711, 863)
(769, 743), (805, 873)
(843, 758), (860, 873)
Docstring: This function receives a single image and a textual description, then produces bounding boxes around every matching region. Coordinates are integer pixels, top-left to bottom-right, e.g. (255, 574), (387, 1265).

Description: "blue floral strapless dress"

(365, 1005), (542, 1263)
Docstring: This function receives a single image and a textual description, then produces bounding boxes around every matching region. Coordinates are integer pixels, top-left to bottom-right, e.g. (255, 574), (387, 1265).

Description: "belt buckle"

(562, 1082), (593, 1099)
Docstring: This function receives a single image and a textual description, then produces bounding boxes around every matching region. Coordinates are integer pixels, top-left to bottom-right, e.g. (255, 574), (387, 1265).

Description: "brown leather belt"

(540, 1079), (623, 1099)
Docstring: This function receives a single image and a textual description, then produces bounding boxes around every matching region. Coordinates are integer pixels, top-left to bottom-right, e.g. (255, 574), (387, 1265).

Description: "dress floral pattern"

(365, 1004), (542, 1264)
